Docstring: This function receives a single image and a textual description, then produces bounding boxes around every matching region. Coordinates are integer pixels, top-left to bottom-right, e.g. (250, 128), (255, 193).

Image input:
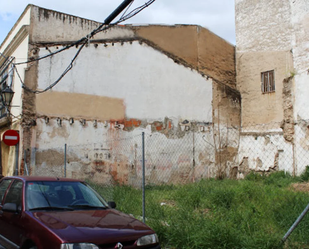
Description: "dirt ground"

(290, 183), (309, 192)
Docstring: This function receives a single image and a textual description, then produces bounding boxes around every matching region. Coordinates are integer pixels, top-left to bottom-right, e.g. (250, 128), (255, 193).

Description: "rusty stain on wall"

(109, 119), (142, 132)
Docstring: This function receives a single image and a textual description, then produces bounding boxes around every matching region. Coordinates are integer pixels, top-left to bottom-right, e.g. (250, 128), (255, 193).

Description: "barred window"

(261, 70), (275, 93)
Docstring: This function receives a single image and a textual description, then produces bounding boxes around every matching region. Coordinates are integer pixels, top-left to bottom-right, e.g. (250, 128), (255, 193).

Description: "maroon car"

(0, 176), (160, 249)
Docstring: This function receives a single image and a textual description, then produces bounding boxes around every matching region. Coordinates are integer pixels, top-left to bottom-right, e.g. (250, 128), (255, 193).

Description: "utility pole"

(104, 0), (134, 24)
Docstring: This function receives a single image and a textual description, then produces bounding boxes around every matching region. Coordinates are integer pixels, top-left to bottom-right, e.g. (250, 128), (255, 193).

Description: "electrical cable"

(117, 0), (155, 23)
(119, 0), (135, 21)
(10, 0), (156, 94)
(13, 0), (156, 66)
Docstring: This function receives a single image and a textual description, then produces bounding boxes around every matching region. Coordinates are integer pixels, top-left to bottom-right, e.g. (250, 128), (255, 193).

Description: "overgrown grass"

(89, 171), (309, 249)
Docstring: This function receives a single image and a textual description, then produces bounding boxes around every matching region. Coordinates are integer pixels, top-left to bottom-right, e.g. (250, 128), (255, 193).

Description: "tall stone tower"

(235, 0), (309, 176)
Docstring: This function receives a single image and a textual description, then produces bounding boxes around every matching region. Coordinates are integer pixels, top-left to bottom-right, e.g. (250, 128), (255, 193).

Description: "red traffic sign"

(2, 130), (19, 146)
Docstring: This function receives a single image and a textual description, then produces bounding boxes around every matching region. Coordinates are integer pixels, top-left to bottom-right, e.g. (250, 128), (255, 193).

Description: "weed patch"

(90, 172), (309, 248)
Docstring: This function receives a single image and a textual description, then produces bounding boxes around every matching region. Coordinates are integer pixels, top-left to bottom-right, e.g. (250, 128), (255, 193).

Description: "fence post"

(64, 144), (67, 178)
(142, 132), (146, 223)
(282, 202), (309, 242)
(193, 131), (195, 182)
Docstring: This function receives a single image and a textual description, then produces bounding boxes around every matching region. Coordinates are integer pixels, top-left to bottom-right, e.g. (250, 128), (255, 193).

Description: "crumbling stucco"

(281, 76), (295, 142)
(31, 116), (240, 184)
(21, 43), (39, 175)
(212, 81), (241, 179)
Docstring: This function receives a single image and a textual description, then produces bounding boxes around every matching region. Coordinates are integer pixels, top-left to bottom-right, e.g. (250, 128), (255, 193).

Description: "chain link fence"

(28, 120), (309, 183)
(29, 130), (216, 184)
(25, 120), (309, 223)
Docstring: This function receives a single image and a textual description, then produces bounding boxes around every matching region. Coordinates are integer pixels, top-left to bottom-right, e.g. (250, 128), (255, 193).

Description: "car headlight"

(60, 243), (99, 249)
(136, 234), (159, 246)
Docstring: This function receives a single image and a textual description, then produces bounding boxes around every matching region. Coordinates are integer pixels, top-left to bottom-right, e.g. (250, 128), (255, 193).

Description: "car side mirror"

(2, 203), (19, 213)
(108, 201), (116, 209)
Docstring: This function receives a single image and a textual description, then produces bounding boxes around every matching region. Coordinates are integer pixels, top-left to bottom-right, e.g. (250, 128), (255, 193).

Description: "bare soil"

(290, 183), (309, 192)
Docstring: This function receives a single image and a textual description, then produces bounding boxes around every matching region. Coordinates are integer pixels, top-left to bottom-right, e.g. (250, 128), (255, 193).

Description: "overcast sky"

(0, 0), (235, 45)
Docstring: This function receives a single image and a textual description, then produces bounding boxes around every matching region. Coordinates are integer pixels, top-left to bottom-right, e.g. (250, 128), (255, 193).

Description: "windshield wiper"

(29, 206), (74, 211)
(68, 204), (108, 210)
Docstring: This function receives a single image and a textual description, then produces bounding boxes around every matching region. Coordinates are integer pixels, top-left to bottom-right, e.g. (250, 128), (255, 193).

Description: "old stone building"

(236, 0), (309, 176)
(0, 5), (240, 183)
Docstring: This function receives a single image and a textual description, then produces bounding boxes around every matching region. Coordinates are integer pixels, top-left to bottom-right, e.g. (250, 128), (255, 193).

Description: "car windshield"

(26, 181), (109, 211)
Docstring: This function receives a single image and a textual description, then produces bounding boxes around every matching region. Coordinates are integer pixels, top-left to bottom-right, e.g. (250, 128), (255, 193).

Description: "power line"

(12, 0), (156, 94)
(14, 0), (155, 66)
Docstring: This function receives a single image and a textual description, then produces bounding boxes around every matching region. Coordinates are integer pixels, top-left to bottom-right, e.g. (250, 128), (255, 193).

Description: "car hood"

(29, 209), (153, 243)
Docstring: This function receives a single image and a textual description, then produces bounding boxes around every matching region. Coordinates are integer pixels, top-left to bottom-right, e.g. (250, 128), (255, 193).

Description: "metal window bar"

(261, 70), (275, 93)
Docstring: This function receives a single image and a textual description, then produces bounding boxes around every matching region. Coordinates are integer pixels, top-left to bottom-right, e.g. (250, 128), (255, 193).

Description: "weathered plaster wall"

(29, 37), (241, 182)
(134, 25), (236, 87)
(235, 0), (292, 52)
(235, 0), (296, 175)
(37, 41), (213, 122)
(9, 4), (240, 181)
(237, 51), (294, 127)
(291, 0), (309, 121)
(33, 118), (219, 185)
(235, 0), (309, 176)
(238, 133), (294, 177)
(235, 0), (294, 127)
(30, 39), (222, 183)
(212, 84), (241, 179)
(289, 0), (309, 175)
(30, 5), (135, 43)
